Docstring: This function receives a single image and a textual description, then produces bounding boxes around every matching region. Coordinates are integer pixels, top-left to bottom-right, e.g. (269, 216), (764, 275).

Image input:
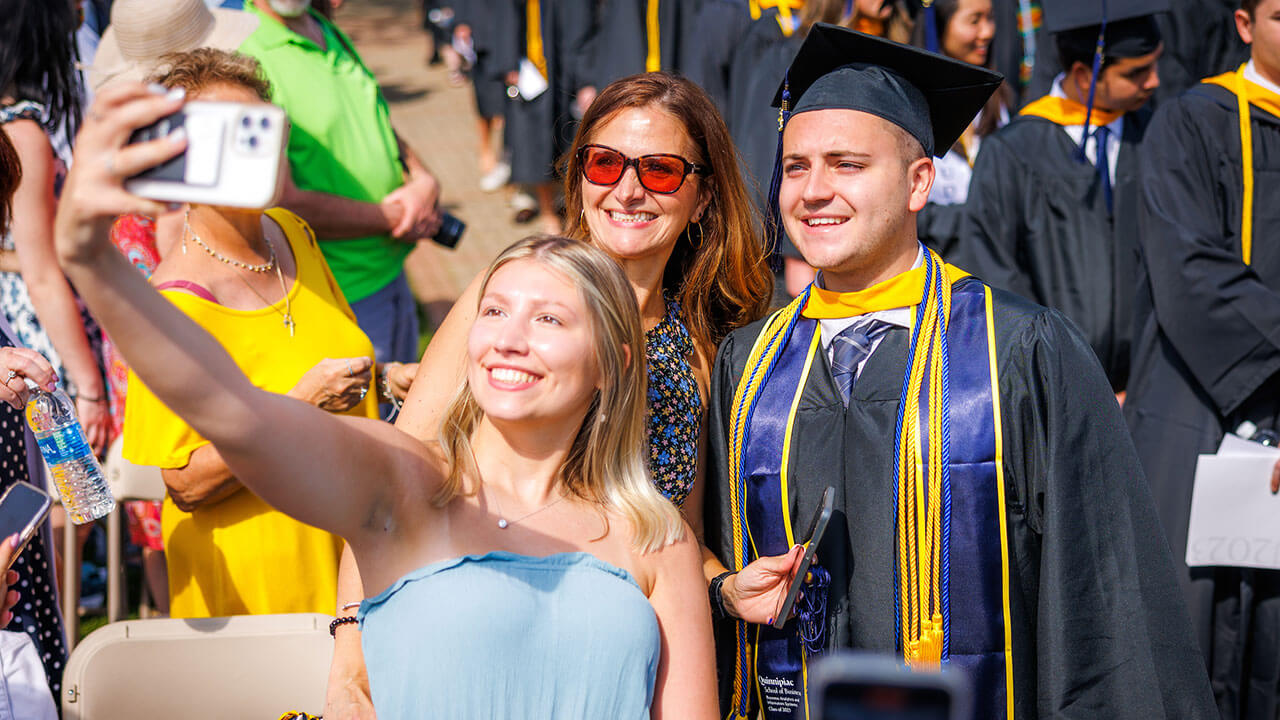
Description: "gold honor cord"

(897, 253), (954, 669)
(1236, 66), (1255, 265)
(725, 302), (801, 714)
(1200, 64), (1280, 265)
(646, 0), (662, 72)
(527, 0), (548, 78)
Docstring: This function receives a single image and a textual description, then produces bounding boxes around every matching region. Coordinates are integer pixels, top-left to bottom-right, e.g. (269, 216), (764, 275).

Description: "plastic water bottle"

(24, 387), (115, 524)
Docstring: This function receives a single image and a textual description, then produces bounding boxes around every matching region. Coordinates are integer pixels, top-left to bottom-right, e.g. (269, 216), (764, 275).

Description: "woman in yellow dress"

(122, 49), (413, 618)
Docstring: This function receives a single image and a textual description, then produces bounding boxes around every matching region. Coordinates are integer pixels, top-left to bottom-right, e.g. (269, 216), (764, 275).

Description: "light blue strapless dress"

(358, 551), (661, 719)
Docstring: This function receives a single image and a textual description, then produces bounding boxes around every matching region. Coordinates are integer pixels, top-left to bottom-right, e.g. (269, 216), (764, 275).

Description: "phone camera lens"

(260, 116), (271, 129)
(248, 136), (259, 148)
(241, 116), (252, 128)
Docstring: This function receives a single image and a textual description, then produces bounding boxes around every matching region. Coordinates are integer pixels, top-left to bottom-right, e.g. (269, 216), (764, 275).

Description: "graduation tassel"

(922, 0), (940, 53)
(1075, 0), (1108, 162)
(765, 76), (792, 273)
(797, 564), (831, 655)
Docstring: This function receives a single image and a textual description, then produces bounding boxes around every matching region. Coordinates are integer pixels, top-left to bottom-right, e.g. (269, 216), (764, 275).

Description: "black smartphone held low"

(773, 485), (835, 629)
(810, 652), (970, 720)
(0, 481), (52, 570)
(432, 212), (466, 249)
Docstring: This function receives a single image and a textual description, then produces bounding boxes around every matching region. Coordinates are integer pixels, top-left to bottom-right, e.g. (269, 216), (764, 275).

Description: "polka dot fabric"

(0, 334), (67, 702)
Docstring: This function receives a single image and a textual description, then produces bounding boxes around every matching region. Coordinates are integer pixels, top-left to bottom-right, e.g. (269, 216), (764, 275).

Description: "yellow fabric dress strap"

(1202, 63), (1280, 265)
(801, 263), (969, 319)
(646, 0), (661, 72)
(1018, 95), (1123, 127)
(527, 0), (547, 78)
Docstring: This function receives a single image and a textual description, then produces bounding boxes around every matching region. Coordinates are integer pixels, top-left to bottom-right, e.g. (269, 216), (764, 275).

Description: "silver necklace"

(486, 484), (566, 529)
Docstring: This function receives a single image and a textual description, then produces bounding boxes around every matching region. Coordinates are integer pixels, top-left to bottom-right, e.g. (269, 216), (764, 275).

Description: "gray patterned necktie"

(829, 319), (890, 406)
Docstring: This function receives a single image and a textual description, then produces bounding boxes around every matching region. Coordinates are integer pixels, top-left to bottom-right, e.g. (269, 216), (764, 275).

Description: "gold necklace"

(182, 210), (277, 273)
(233, 235), (296, 337)
(185, 213), (297, 337)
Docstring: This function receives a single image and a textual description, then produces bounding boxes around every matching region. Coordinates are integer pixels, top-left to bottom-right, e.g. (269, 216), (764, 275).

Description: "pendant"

(284, 314), (296, 337)
(497, 518), (509, 529)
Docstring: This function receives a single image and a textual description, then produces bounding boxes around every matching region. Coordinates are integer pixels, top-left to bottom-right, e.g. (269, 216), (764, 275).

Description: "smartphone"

(810, 652), (969, 720)
(432, 212), (466, 248)
(125, 101), (289, 209)
(0, 481), (52, 571)
(773, 485), (835, 629)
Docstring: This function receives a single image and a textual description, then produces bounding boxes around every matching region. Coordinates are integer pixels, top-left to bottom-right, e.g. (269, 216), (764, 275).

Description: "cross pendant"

(284, 314), (296, 337)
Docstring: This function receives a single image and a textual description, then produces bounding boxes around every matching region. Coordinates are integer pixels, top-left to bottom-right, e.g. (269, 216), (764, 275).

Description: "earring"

(689, 220), (704, 249)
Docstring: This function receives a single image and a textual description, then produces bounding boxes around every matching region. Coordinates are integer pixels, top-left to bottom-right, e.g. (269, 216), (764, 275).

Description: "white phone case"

(124, 101), (289, 209)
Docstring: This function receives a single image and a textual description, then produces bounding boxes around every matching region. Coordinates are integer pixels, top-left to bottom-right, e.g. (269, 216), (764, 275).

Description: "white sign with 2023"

(1186, 435), (1280, 571)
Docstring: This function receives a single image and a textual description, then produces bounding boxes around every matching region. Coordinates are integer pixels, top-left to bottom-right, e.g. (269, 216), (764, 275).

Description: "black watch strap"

(709, 571), (735, 619)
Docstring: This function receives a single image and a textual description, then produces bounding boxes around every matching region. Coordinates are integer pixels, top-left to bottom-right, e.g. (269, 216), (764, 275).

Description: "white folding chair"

(62, 613), (332, 719)
(101, 436), (166, 624)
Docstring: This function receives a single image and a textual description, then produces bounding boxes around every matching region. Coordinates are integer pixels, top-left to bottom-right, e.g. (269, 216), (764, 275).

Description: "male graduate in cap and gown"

(702, 24), (1216, 720)
(1126, 1), (1280, 716)
(953, 0), (1164, 395)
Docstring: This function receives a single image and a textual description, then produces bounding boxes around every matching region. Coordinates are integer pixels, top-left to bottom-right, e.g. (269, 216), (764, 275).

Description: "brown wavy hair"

(562, 73), (773, 351)
(0, 130), (19, 236)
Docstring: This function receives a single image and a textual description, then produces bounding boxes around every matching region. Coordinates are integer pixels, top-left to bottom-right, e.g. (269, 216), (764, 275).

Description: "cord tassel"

(797, 563), (831, 655)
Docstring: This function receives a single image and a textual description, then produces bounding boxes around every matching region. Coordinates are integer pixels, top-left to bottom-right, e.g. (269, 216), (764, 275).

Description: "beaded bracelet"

(329, 615), (359, 637)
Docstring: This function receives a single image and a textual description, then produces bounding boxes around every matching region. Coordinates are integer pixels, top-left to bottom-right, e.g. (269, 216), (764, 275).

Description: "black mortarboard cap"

(770, 24), (1003, 158)
(1043, 0), (1169, 35)
(759, 25), (1002, 267)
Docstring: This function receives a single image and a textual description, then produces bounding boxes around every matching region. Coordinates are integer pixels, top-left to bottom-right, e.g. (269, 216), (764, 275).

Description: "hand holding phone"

(773, 486), (835, 629)
(0, 481), (52, 572)
(124, 101), (288, 209)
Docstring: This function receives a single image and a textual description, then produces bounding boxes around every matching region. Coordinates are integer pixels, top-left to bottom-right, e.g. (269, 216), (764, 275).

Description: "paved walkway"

(334, 0), (529, 326)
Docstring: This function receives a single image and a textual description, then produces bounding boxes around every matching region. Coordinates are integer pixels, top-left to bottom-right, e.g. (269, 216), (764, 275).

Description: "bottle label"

(35, 424), (91, 466)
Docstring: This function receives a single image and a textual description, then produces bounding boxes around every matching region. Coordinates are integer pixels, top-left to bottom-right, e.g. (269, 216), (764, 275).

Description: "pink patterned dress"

(104, 214), (164, 550)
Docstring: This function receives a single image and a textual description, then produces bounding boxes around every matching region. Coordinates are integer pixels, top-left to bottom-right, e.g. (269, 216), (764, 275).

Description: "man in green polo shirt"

(238, 0), (442, 371)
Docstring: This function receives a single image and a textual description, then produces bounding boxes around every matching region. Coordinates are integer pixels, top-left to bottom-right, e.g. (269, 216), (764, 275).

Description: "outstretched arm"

(395, 270), (483, 442)
(55, 83), (432, 547)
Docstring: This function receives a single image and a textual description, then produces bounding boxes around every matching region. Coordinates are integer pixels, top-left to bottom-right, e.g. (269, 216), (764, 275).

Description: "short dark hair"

(0, 130), (19, 236)
(1055, 15), (1162, 73)
(1242, 0), (1259, 19)
(889, 122), (927, 167)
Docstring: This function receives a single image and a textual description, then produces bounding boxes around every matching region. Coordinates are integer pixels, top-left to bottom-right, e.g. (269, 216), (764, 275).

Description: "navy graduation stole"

(725, 250), (1014, 720)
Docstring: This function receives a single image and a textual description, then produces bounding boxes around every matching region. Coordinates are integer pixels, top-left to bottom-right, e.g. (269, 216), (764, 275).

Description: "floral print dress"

(644, 297), (701, 506)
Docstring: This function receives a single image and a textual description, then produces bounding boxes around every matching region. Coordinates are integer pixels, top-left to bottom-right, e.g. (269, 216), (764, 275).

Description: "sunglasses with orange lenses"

(577, 144), (711, 194)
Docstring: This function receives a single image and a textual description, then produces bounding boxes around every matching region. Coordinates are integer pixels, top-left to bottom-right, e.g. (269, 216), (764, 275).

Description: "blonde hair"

(437, 236), (685, 553)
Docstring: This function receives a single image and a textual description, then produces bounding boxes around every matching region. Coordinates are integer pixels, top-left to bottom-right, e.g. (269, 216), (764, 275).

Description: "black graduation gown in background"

(952, 111), (1148, 391)
(1125, 81), (1280, 720)
(989, 0), (1040, 106)
(576, 0), (703, 91)
(1148, 0), (1248, 104)
(705, 283), (1217, 718)
(683, 0), (752, 114)
(456, 0), (509, 119)
(725, 13), (801, 217)
(1025, 2), (1247, 107)
(492, 0), (591, 184)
